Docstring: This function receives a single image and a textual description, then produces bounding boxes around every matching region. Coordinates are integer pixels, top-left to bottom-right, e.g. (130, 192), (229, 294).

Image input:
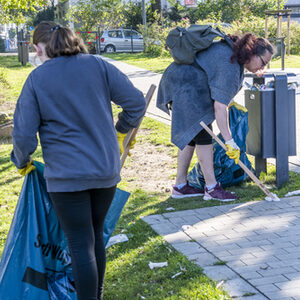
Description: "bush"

(138, 13), (170, 57)
(227, 17), (300, 55)
(283, 21), (300, 55)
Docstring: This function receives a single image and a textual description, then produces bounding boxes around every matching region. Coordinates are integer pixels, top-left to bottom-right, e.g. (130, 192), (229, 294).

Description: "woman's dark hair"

(227, 33), (275, 65)
(33, 21), (88, 58)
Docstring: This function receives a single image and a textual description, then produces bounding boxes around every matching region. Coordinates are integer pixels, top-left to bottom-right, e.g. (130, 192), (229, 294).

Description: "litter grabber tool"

(105, 84), (156, 243)
(121, 84), (156, 166)
(200, 121), (280, 201)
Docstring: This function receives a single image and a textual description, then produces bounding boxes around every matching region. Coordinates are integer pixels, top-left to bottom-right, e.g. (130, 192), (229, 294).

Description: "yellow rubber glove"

(225, 139), (240, 164)
(116, 131), (136, 155)
(18, 160), (36, 176)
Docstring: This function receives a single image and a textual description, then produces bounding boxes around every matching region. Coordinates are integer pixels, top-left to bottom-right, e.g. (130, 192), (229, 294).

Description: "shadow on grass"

(0, 175), (21, 186)
(0, 55), (32, 69)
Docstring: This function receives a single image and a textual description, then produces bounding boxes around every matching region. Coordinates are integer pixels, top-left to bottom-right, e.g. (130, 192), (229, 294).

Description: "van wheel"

(104, 45), (116, 53)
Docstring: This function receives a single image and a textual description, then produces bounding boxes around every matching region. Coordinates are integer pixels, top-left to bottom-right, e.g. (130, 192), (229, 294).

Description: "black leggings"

(49, 186), (116, 300)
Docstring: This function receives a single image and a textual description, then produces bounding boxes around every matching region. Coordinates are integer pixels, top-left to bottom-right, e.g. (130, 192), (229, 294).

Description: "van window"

(132, 31), (142, 39)
(108, 30), (123, 38)
(123, 31), (131, 38)
(123, 30), (142, 39)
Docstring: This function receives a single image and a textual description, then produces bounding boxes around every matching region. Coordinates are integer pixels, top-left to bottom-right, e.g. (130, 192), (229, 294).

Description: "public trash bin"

(244, 72), (297, 187)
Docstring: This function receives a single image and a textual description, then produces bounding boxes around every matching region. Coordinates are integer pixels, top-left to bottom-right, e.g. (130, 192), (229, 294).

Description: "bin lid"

(244, 72), (296, 78)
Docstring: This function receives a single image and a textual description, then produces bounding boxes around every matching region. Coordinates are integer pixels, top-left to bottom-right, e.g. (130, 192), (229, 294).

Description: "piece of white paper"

(106, 234), (129, 248)
(148, 261), (168, 269)
(285, 189), (300, 197)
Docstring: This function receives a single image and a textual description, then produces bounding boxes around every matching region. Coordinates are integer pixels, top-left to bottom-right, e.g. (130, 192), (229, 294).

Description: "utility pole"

(142, 0), (146, 30)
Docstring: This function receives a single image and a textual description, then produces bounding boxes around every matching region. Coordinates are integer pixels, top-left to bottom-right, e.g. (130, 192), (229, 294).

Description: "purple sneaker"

(171, 182), (204, 199)
(203, 182), (237, 202)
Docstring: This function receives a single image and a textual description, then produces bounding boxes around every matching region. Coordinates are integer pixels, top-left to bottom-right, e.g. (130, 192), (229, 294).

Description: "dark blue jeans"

(49, 186), (116, 300)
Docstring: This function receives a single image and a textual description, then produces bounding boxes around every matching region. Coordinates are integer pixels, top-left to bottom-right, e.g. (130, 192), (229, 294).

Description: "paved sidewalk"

(143, 196), (300, 300)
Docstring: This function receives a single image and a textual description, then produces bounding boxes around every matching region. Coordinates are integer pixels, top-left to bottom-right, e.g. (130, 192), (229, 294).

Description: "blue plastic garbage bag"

(187, 103), (253, 189)
(103, 188), (129, 245)
(0, 161), (130, 300)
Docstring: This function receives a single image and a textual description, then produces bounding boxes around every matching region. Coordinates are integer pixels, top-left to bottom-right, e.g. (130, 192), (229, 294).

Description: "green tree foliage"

(67, 0), (124, 32)
(32, 6), (55, 26)
(0, 0), (46, 24)
(122, 1), (156, 30)
(164, 0), (286, 24)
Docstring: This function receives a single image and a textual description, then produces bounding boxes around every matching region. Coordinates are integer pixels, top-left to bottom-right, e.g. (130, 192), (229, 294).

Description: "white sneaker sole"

(203, 195), (236, 202)
(171, 193), (204, 199)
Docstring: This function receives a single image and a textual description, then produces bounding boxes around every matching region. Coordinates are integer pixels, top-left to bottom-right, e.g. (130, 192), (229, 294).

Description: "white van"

(100, 29), (144, 53)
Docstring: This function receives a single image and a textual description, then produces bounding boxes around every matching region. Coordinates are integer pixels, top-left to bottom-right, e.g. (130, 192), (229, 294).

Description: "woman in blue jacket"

(11, 21), (146, 300)
(157, 33), (274, 201)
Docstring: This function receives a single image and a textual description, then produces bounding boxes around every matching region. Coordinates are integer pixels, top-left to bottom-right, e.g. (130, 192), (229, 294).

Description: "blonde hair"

(33, 21), (88, 58)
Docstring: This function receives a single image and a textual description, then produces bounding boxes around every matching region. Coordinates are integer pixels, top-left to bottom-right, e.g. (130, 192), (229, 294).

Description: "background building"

(284, 0), (300, 23)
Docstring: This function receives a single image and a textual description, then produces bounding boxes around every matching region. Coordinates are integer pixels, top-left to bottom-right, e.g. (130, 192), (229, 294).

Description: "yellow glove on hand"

(117, 132), (126, 155)
(225, 139), (240, 164)
(117, 131), (136, 155)
(18, 160), (36, 176)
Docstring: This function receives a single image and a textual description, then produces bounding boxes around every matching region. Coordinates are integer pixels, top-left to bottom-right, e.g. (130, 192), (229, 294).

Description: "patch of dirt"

(0, 101), (15, 115)
(121, 140), (176, 194)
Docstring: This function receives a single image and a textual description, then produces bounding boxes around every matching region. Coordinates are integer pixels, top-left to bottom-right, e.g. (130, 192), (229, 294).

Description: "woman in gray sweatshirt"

(11, 21), (146, 300)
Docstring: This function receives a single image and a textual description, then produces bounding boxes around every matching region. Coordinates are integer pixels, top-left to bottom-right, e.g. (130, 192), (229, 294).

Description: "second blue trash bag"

(0, 161), (129, 300)
(188, 103), (253, 189)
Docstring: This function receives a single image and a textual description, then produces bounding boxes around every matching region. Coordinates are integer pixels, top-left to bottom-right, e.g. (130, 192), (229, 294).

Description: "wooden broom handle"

(120, 84), (156, 167)
(200, 121), (275, 199)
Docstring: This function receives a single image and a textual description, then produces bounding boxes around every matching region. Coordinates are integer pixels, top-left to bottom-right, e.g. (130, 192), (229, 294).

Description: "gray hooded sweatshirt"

(11, 54), (146, 192)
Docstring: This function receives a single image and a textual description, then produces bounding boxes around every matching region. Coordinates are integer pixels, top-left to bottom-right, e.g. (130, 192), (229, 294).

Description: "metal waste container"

(244, 73), (297, 187)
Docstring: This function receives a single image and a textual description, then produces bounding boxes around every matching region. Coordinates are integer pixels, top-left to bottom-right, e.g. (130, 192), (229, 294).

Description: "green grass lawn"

(1, 54), (300, 299)
(0, 56), (34, 117)
(103, 52), (300, 73)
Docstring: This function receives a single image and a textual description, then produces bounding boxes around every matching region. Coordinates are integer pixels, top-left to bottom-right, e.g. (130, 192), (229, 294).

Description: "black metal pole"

(275, 74), (289, 187)
(130, 26), (133, 53)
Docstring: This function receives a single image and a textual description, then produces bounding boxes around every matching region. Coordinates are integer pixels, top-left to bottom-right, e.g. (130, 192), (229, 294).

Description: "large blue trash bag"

(187, 104), (253, 189)
(0, 161), (130, 300)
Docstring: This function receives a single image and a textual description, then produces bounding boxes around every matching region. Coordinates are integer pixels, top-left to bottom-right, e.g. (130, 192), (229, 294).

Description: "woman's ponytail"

(33, 21), (88, 58)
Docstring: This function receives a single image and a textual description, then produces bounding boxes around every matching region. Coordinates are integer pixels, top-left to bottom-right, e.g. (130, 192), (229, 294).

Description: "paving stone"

(142, 214), (167, 225)
(171, 242), (207, 256)
(264, 289), (300, 299)
(221, 278), (258, 298)
(193, 252), (218, 267)
(181, 215), (203, 224)
(249, 275), (288, 286)
(202, 265), (238, 281)
(257, 266), (298, 277)
(239, 271), (263, 280)
(162, 209), (197, 218)
(163, 231), (191, 244)
(240, 256), (280, 266)
(256, 283), (281, 293)
(274, 278), (300, 290)
(150, 223), (178, 235)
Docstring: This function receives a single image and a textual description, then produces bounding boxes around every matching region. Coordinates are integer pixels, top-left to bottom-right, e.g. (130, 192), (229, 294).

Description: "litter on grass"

(148, 261), (168, 269)
(265, 193), (280, 202)
(171, 272), (182, 279)
(106, 234), (129, 248)
(285, 189), (300, 197)
(165, 207), (175, 211)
